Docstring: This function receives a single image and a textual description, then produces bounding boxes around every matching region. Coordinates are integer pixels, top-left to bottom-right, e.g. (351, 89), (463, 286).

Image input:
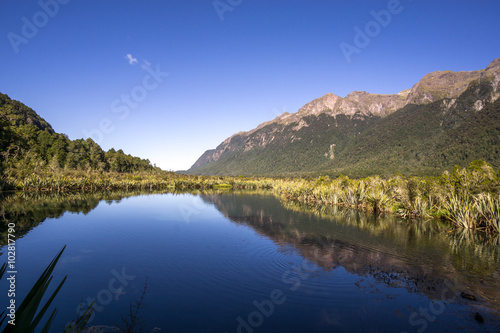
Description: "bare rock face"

(287, 91), (407, 120)
(221, 57), (500, 141)
(341, 91), (407, 117)
(261, 58), (500, 130)
(483, 57), (500, 102)
(405, 70), (483, 105)
(406, 57), (500, 105)
(248, 90), (408, 134)
(297, 93), (343, 116)
(485, 57), (500, 73)
(251, 58), (500, 133)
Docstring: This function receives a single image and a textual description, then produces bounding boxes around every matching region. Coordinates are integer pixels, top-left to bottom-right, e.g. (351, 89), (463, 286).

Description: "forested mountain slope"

(188, 58), (500, 177)
(0, 93), (157, 177)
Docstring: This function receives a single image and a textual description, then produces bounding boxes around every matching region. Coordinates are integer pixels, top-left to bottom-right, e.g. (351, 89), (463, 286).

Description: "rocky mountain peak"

(297, 93), (343, 116)
(248, 58), (500, 131)
(345, 91), (370, 100)
(295, 91), (405, 118)
(485, 57), (500, 72)
(405, 58), (500, 105)
(398, 89), (411, 97)
(405, 70), (482, 105)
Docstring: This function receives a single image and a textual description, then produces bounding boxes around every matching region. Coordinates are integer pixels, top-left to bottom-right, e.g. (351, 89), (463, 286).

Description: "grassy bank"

(271, 173), (499, 233)
(2, 161), (499, 234)
(0, 170), (274, 192)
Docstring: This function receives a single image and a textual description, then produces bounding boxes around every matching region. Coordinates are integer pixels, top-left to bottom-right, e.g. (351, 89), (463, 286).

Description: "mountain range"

(187, 58), (500, 177)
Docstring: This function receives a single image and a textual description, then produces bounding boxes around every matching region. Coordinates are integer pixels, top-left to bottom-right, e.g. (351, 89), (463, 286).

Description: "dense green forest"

(0, 92), (157, 180)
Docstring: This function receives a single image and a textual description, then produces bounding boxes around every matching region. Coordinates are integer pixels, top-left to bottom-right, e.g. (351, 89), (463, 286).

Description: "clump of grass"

(443, 193), (478, 229)
(366, 188), (391, 214)
(475, 193), (500, 233)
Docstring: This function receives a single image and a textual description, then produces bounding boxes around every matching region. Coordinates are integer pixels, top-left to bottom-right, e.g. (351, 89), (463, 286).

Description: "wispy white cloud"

(125, 53), (138, 65)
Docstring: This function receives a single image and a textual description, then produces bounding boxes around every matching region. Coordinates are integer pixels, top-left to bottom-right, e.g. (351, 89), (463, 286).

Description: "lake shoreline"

(2, 160), (499, 236)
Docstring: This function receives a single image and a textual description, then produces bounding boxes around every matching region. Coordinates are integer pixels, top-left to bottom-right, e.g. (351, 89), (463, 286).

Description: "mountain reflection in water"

(200, 193), (500, 315)
(1, 190), (499, 332)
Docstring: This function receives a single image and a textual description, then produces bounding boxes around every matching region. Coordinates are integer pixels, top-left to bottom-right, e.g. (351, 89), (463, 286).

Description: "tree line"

(0, 92), (157, 180)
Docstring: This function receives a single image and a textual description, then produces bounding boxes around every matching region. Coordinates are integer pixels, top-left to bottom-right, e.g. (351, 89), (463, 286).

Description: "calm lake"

(1, 191), (499, 332)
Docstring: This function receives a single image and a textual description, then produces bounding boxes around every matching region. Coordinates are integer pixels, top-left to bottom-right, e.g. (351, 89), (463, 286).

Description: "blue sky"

(1, 0), (499, 171)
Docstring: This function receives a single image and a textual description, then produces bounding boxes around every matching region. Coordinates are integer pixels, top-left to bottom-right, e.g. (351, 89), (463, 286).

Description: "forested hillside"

(0, 93), (158, 180)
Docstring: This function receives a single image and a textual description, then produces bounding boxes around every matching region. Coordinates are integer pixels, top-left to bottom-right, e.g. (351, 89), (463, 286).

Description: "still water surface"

(1, 191), (499, 332)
